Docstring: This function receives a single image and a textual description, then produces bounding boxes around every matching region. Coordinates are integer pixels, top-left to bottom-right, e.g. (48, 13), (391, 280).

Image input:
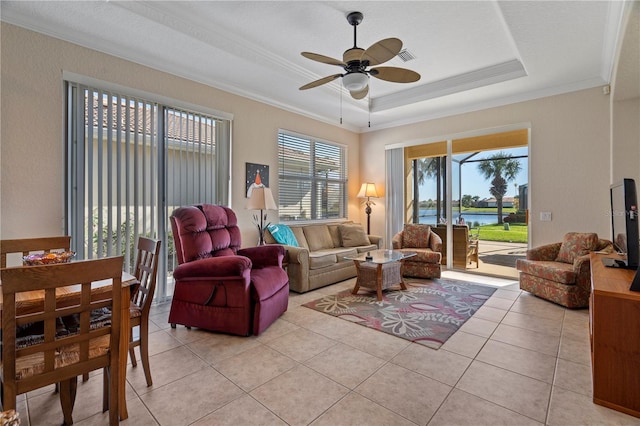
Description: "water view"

(418, 209), (503, 226)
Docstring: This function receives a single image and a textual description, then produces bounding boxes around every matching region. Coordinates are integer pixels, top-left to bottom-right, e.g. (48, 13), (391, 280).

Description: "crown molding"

(362, 76), (606, 133)
(370, 59), (527, 113)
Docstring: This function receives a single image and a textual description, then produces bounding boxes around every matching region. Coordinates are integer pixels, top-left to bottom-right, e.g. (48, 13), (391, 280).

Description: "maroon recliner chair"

(169, 204), (289, 336)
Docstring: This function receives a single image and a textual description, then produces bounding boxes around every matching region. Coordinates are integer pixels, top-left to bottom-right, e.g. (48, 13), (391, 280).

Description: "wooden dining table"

(0, 271), (138, 421)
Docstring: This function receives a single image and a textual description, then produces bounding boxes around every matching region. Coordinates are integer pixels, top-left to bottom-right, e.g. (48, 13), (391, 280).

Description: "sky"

(418, 147), (528, 201)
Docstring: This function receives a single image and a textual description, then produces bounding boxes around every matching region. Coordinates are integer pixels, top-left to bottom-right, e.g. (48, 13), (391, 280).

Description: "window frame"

(277, 129), (348, 223)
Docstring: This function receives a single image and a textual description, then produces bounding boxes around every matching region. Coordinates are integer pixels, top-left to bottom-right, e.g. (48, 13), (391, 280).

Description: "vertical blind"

(66, 82), (231, 301)
(277, 130), (347, 221)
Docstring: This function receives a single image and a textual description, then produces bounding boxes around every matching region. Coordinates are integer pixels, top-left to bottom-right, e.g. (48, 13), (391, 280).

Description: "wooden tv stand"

(589, 253), (640, 418)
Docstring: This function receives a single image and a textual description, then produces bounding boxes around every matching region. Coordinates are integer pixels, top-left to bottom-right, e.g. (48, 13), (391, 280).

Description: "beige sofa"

(264, 222), (382, 293)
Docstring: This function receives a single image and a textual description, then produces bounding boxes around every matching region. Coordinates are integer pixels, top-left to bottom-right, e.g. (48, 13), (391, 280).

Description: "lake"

(418, 209), (501, 226)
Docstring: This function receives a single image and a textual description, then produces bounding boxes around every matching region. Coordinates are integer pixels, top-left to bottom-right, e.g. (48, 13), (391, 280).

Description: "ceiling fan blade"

(299, 74), (342, 90)
(370, 66), (421, 83)
(350, 86), (369, 100)
(301, 52), (346, 66)
(361, 38), (403, 66)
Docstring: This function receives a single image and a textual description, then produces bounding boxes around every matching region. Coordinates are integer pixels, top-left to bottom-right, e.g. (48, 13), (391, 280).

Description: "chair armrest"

(429, 231), (443, 253)
(573, 253), (592, 273)
(526, 242), (562, 261)
(173, 256), (252, 279)
(368, 235), (383, 249)
(278, 246), (309, 293)
(573, 253), (595, 294)
(238, 245), (285, 269)
(282, 245), (309, 266)
(596, 239), (615, 252)
(392, 232), (403, 249)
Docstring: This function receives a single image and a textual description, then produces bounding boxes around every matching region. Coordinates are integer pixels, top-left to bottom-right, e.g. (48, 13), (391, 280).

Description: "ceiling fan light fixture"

(342, 72), (368, 91)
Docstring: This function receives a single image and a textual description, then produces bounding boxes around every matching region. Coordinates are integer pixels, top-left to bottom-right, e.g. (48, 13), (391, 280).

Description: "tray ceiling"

(0, 1), (631, 132)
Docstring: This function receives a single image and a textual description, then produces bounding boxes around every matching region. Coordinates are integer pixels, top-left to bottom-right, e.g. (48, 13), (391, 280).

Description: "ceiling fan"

(299, 11), (421, 100)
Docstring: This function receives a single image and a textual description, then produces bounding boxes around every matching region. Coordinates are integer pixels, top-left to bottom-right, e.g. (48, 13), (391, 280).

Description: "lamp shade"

(357, 183), (378, 198)
(246, 186), (277, 210)
(342, 72), (368, 92)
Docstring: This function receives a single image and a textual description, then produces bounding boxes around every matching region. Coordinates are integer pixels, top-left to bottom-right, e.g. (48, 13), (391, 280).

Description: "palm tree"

(477, 152), (522, 224)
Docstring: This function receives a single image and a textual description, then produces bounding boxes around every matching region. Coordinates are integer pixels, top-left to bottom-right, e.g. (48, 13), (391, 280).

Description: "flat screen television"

(609, 178), (639, 269)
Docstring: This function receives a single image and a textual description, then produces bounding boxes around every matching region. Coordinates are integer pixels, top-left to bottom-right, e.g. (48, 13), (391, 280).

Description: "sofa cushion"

(517, 260), (577, 284)
(291, 227), (309, 249)
(267, 224), (298, 247)
(555, 232), (598, 264)
(304, 225), (335, 251)
(327, 224), (343, 248)
(339, 224), (371, 247)
(403, 224), (431, 249)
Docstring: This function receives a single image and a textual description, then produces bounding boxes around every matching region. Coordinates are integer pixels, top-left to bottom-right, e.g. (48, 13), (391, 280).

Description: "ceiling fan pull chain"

(368, 76), (371, 128)
(340, 86), (343, 125)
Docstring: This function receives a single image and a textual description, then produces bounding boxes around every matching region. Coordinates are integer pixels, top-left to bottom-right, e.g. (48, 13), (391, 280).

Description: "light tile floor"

(18, 272), (640, 426)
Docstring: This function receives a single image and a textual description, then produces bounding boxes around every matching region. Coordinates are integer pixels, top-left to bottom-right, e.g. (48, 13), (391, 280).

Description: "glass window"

(277, 130), (347, 221)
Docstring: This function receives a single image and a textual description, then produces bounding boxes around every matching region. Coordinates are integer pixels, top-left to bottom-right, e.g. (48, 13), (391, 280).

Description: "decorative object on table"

(1, 236), (71, 269)
(245, 162), (269, 198)
(357, 182), (378, 234)
(303, 277), (496, 349)
(246, 186), (278, 245)
(22, 251), (75, 265)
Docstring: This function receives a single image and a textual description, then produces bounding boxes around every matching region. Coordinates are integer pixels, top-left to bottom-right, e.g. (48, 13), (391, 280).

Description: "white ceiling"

(0, 1), (631, 132)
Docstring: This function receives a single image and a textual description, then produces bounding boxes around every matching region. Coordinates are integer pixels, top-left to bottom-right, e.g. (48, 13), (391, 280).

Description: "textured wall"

(0, 23), (360, 244)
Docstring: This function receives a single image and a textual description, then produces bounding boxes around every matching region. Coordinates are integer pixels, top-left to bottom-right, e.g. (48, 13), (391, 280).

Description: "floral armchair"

(392, 223), (442, 279)
(516, 232), (613, 308)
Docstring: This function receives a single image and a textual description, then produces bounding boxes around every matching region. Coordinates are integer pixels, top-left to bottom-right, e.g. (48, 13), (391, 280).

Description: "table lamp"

(246, 186), (277, 245)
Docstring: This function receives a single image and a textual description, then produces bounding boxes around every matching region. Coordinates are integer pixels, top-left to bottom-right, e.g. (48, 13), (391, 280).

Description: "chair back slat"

(1, 236), (71, 268)
(1, 256), (123, 415)
(132, 237), (161, 313)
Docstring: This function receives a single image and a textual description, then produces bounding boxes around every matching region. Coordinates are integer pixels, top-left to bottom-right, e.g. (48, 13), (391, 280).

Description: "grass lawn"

(477, 223), (528, 243)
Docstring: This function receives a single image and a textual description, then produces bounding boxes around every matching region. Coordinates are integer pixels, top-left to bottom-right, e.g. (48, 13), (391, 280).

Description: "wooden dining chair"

(0, 236), (71, 268)
(128, 236), (161, 387)
(1, 256), (124, 425)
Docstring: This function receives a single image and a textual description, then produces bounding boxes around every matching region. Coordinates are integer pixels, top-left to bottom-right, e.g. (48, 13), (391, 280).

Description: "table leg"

(119, 287), (129, 420)
(399, 260), (408, 291)
(351, 261), (361, 295)
(376, 264), (383, 301)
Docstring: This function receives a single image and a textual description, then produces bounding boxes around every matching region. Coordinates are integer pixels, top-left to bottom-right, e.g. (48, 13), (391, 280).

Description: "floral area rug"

(303, 278), (497, 349)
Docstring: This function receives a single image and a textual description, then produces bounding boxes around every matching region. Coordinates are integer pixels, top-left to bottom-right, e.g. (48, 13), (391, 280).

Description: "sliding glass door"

(66, 82), (231, 302)
(406, 130), (529, 275)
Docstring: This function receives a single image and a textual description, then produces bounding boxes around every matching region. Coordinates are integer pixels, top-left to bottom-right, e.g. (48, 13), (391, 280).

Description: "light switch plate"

(540, 212), (552, 221)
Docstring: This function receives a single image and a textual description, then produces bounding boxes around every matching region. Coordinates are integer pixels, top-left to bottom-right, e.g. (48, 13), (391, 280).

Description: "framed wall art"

(246, 162), (269, 197)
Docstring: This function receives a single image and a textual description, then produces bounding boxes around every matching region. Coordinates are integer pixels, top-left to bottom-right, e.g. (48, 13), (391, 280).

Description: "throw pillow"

(555, 232), (598, 263)
(339, 224), (371, 247)
(403, 224), (431, 248)
(304, 225), (335, 251)
(267, 224), (299, 247)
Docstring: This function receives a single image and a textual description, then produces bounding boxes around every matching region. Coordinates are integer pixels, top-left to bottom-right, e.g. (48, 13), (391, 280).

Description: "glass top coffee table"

(345, 249), (416, 301)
